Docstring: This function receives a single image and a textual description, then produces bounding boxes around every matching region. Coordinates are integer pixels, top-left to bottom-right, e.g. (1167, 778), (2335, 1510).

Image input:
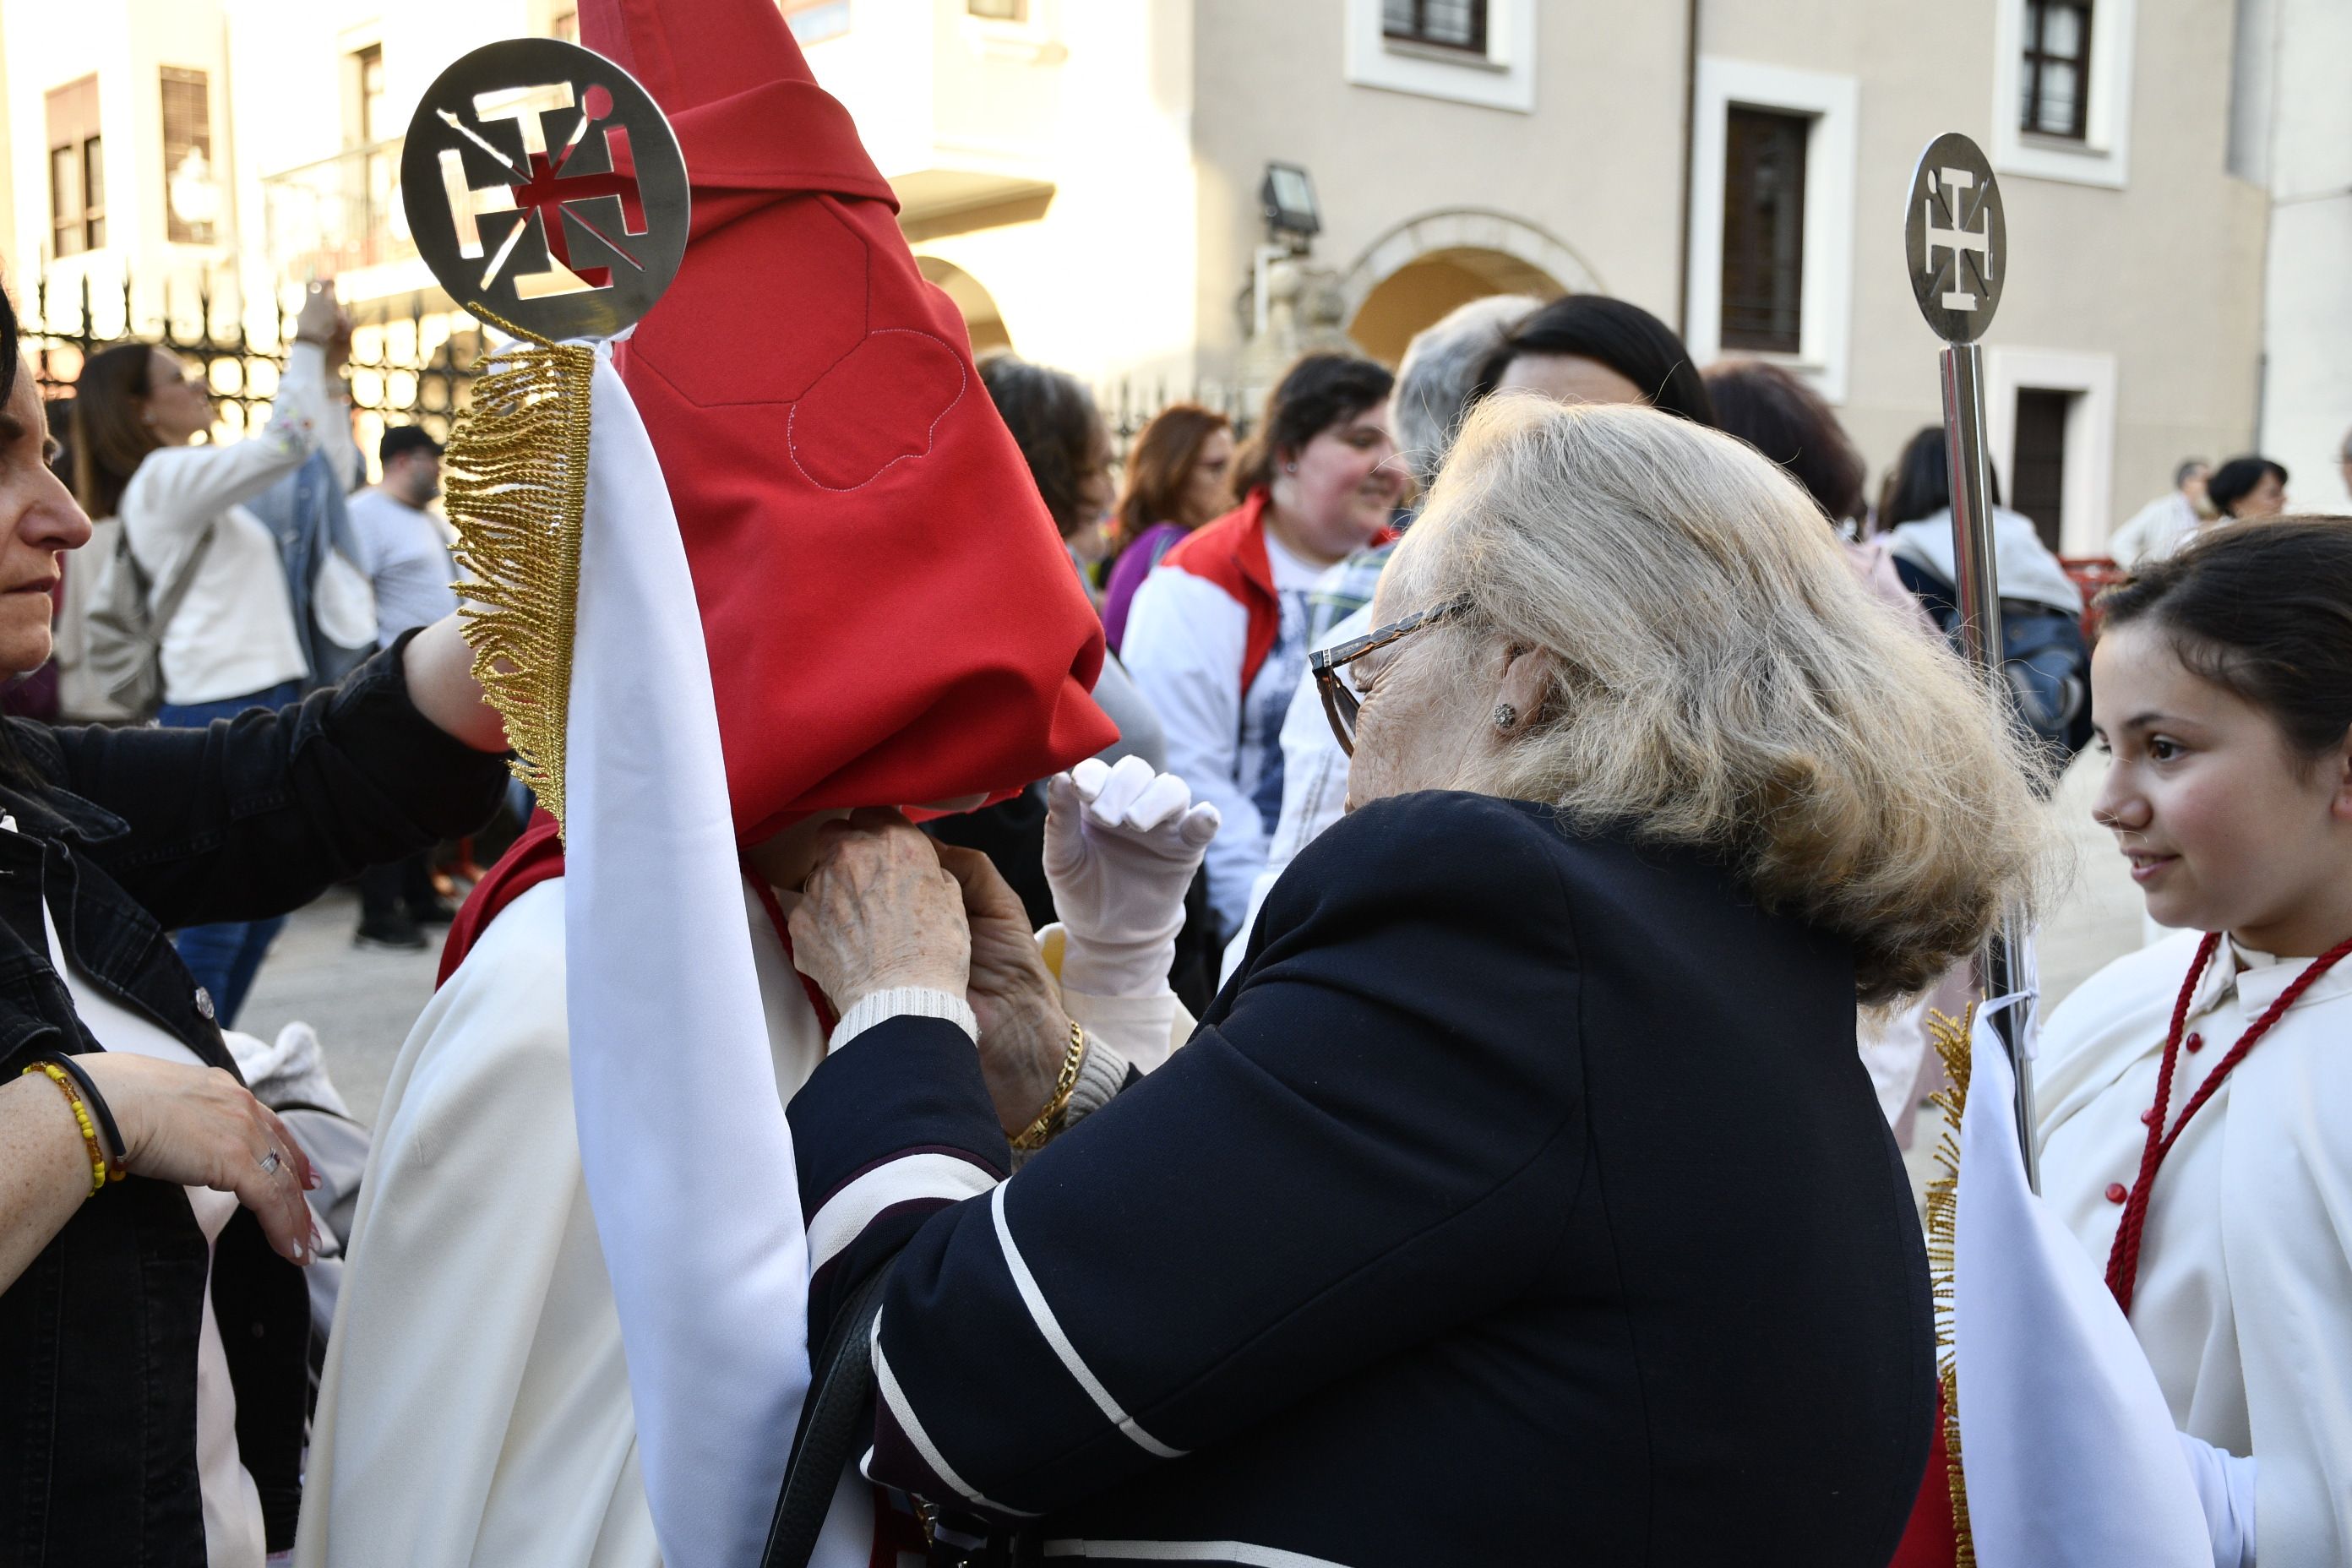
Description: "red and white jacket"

(1119, 490), (1328, 938)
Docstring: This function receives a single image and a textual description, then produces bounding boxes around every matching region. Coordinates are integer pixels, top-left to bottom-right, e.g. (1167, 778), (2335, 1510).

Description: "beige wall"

(1188, 0), (1688, 384)
(1704, 0), (2264, 539)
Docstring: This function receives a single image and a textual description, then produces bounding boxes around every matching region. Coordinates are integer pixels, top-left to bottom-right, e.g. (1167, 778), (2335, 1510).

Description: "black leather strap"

(760, 1260), (895, 1568)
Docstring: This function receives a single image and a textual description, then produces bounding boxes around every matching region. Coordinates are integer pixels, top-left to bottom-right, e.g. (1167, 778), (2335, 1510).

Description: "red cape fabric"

(577, 0), (1113, 844)
(1887, 1392), (1960, 1568)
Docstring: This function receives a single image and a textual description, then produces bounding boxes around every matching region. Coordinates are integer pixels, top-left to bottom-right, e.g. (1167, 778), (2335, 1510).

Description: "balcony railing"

(262, 137), (412, 283)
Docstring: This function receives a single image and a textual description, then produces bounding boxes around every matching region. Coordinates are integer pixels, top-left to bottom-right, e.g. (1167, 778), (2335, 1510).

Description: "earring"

(1284, 462), (1298, 473)
(1493, 703), (1518, 732)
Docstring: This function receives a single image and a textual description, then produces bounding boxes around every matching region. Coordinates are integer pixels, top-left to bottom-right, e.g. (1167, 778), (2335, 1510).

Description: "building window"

(1383, 0), (1488, 54)
(1719, 107), (1808, 355)
(782, 0), (851, 45)
(350, 45), (386, 147)
(2011, 388), (2072, 550)
(967, 0), (1028, 18)
(46, 76), (104, 258)
(161, 67), (215, 244)
(2020, 0), (2092, 139)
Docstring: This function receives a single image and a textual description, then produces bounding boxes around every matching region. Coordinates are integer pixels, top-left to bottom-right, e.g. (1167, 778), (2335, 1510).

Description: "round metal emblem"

(401, 38), (689, 342)
(1903, 132), (2006, 344)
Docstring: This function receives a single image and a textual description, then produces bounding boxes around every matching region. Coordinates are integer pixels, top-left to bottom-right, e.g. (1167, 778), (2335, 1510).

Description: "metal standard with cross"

(1904, 129), (2041, 1189)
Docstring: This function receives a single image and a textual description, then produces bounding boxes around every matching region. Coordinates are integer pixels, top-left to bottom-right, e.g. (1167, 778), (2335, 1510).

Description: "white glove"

(1044, 755), (1219, 999)
(2175, 1431), (2257, 1568)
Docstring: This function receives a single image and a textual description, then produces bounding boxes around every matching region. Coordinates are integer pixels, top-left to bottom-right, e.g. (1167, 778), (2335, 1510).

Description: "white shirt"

(345, 489), (458, 645)
(2110, 492), (2202, 567)
(118, 343), (359, 705)
(2039, 927), (2352, 1565)
(1119, 528), (1325, 937)
(3, 815), (265, 1568)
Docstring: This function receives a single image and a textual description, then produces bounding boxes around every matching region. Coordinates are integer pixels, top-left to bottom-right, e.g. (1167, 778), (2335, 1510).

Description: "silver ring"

(257, 1148), (283, 1177)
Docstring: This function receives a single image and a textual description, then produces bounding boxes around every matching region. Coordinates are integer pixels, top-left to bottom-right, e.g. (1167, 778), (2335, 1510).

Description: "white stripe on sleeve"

(990, 1183), (1187, 1460)
(1042, 1539), (1352, 1565)
(807, 1152), (999, 1273)
(870, 1309), (1041, 1519)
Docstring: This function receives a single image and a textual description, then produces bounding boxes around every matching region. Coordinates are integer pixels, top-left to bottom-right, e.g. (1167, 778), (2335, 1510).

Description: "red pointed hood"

(577, 0), (1113, 842)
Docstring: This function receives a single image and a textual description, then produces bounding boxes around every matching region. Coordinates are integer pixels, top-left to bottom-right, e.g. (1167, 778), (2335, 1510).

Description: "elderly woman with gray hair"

(721, 395), (2055, 1565)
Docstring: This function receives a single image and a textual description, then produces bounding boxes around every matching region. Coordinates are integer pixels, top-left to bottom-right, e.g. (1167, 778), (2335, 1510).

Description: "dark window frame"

(2020, 0), (2093, 142)
(2011, 387), (2073, 552)
(1718, 105), (1810, 357)
(46, 75), (105, 258)
(1382, 0), (1490, 56)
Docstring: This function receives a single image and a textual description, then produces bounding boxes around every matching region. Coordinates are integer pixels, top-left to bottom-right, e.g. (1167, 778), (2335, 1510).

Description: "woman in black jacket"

(0, 286), (510, 1564)
(663, 398), (2050, 1564)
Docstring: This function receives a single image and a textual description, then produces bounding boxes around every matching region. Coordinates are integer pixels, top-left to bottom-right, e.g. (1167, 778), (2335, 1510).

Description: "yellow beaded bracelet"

(22, 1063), (122, 1197)
(1010, 1021), (1087, 1155)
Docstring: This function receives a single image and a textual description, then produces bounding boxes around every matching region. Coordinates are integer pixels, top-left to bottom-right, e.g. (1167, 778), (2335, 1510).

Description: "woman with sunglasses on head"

(755, 395), (2049, 1565)
(2034, 519), (2352, 1567)
(71, 282), (378, 1026)
(0, 279), (510, 1566)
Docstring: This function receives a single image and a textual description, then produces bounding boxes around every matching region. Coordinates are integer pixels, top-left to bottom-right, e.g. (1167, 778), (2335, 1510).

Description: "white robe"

(297, 877), (1186, 1567)
(2037, 927), (2352, 1566)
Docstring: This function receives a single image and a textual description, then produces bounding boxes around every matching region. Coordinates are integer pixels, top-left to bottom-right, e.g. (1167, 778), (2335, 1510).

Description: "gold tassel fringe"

(443, 313), (595, 832)
(1924, 1003), (1978, 1565)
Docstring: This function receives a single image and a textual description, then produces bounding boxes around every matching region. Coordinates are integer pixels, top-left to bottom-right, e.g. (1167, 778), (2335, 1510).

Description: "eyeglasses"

(1307, 596), (1471, 756)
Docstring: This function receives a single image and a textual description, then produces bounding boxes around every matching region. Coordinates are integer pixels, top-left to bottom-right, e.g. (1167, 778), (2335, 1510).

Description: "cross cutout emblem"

(1903, 133), (2006, 345)
(404, 39), (688, 342)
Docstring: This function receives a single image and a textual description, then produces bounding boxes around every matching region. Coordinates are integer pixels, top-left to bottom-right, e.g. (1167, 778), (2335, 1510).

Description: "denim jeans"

(156, 681), (304, 1026)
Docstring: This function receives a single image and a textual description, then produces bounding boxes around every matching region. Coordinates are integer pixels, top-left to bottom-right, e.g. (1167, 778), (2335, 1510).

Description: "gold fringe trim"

(1925, 1003), (1978, 1565)
(443, 308), (595, 832)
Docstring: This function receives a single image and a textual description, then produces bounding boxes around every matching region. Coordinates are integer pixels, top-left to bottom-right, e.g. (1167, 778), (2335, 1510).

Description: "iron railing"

(22, 269), (486, 452)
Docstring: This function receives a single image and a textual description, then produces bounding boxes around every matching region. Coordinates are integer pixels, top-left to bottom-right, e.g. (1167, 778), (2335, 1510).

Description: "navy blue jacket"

(790, 790), (1933, 1565)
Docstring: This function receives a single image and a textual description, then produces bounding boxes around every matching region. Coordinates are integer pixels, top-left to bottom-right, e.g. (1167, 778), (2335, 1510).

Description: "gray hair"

(1384, 395), (2052, 1003)
(1391, 294), (1541, 489)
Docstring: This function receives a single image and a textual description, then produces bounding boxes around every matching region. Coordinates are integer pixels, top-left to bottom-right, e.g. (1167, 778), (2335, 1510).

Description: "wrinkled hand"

(1044, 755), (1219, 997)
(787, 810), (970, 1016)
(80, 1053), (319, 1265)
(937, 846), (1070, 1136)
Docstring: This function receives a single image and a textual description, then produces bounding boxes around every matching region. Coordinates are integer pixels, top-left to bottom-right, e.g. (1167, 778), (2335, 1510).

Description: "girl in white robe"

(2036, 517), (2352, 1567)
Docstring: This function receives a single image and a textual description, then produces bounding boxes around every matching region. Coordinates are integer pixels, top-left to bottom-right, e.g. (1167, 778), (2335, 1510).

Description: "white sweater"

(118, 342), (359, 706)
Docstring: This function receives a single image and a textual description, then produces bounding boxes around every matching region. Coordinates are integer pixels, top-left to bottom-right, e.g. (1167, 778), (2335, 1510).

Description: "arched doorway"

(916, 255), (1013, 357)
(1340, 210), (1601, 367)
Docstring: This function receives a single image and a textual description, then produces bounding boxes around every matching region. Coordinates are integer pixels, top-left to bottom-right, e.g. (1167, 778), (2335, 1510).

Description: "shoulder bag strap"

(150, 520), (220, 632)
(760, 1260), (895, 1568)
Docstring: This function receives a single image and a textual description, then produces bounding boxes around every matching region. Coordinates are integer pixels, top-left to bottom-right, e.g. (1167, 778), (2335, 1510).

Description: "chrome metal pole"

(1940, 341), (2041, 1190)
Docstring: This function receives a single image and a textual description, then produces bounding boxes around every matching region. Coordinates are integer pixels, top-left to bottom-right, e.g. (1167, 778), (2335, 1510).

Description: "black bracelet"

(37, 1051), (126, 1166)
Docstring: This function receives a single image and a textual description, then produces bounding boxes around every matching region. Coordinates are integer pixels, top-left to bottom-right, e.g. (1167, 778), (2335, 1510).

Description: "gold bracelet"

(1010, 1021), (1087, 1154)
(23, 1063), (117, 1197)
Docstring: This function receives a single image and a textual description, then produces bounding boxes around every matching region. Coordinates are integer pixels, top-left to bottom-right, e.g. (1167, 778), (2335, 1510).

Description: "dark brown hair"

(1233, 352), (1394, 495)
(1113, 402), (1231, 537)
(71, 341), (167, 520)
(977, 354), (1107, 539)
(2099, 516), (2352, 759)
(1701, 359), (1866, 525)
(1469, 295), (1716, 427)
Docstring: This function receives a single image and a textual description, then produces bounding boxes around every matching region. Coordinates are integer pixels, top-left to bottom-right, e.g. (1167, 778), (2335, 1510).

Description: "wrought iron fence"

(21, 269), (486, 458)
(1098, 376), (1256, 460)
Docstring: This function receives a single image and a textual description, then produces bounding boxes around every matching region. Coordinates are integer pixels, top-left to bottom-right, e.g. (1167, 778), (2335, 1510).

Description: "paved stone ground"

(234, 749), (2151, 1134)
(237, 884), (443, 1126)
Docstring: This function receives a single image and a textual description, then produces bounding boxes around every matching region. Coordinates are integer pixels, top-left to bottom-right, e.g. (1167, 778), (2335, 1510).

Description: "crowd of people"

(1, 3), (2350, 1564)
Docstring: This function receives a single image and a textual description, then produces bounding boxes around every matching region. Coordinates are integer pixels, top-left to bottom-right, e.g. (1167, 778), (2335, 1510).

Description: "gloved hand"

(2175, 1431), (2256, 1568)
(1043, 755), (1219, 999)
